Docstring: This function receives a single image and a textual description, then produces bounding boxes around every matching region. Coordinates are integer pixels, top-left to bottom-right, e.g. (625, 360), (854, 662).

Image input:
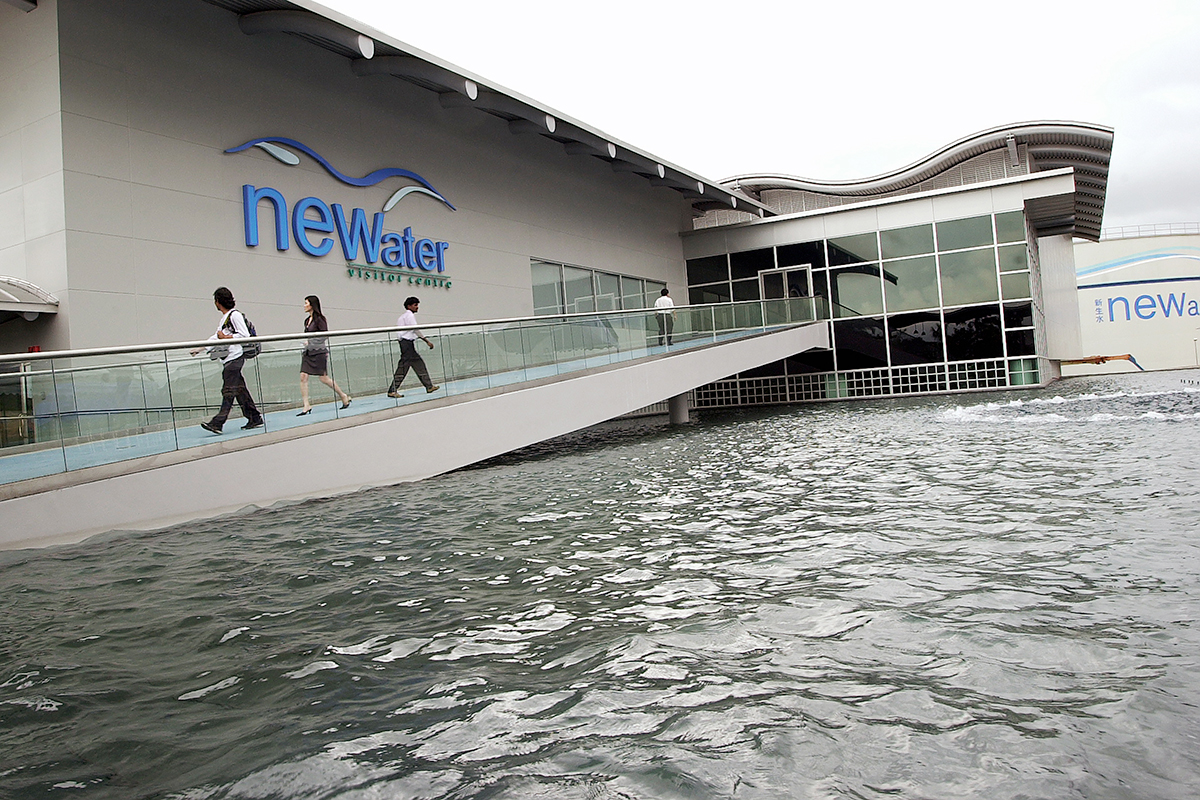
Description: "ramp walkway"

(0, 299), (829, 549)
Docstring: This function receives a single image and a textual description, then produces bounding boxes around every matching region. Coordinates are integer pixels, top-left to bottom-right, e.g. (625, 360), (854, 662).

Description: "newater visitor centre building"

(0, 0), (1116, 546)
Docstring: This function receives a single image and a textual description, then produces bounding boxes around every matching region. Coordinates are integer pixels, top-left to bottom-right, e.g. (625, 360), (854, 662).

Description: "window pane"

(778, 241), (826, 269)
(833, 317), (888, 369)
(621, 276), (645, 309)
(811, 269), (832, 319)
(645, 281), (666, 307)
(1001, 271), (1031, 300)
(688, 283), (729, 305)
(786, 349), (835, 374)
(594, 272), (620, 311)
(995, 210), (1025, 243)
(939, 248), (998, 306)
(730, 248), (773, 280)
(1003, 302), (1033, 328)
(880, 224), (934, 259)
(563, 266), (595, 313)
(531, 260), (562, 315)
(937, 216), (994, 251)
(998, 243), (1027, 273)
(830, 266), (884, 317)
(732, 278), (761, 300)
(888, 311), (944, 365)
(828, 232), (878, 265)
(687, 255), (728, 285)
(944, 304), (1003, 361)
(762, 272), (786, 300)
(883, 256), (939, 313)
(1006, 328), (1036, 356)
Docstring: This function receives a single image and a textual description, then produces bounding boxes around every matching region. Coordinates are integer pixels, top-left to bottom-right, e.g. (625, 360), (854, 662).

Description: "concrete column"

(668, 393), (689, 425)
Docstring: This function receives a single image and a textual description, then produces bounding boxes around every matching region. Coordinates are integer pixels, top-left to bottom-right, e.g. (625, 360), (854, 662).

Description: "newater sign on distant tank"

(227, 137), (454, 290)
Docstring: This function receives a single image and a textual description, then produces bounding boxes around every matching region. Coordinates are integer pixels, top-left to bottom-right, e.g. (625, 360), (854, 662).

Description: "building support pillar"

(668, 393), (689, 425)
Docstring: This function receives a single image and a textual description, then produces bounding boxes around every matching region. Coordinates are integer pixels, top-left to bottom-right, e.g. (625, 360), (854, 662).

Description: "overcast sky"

(324, 1), (1200, 231)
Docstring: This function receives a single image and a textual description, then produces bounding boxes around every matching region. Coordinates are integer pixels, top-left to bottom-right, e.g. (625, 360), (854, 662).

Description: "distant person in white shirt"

(386, 296), (439, 398)
(654, 287), (675, 347)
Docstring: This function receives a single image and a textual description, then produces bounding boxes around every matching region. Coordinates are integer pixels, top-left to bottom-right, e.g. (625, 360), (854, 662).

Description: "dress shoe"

(387, 391), (403, 398)
(242, 419), (264, 430)
(200, 422), (222, 435)
(426, 385), (439, 393)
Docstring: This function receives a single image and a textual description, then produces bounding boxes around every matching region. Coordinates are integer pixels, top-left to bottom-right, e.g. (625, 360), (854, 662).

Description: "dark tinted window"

(786, 350), (835, 374)
(689, 283), (731, 305)
(732, 279), (761, 300)
(888, 311), (944, 365)
(1006, 329), (1036, 356)
(828, 232), (879, 266)
(944, 305), (1003, 361)
(730, 248), (774, 280)
(778, 241), (826, 269)
(1003, 302), (1033, 328)
(686, 255), (728, 285)
(833, 317), (888, 369)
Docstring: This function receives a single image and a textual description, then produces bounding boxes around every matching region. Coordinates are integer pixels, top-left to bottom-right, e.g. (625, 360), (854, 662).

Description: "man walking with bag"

(191, 287), (264, 434)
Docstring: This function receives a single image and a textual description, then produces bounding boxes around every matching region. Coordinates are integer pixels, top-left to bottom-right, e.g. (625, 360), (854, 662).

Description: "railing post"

(668, 393), (689, 425)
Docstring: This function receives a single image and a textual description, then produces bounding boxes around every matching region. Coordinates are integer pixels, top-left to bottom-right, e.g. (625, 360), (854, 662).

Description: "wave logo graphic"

(226, 137), (456, 212)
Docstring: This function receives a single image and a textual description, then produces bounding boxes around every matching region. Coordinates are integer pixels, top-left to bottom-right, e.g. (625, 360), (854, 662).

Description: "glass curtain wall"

(532, 260), (663, 316)
(685, 210), (1040, 396)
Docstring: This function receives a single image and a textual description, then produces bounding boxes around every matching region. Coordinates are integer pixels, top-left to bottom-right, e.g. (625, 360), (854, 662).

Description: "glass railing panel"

(438, 326), (488, 396)
(336, 335), (394, 412)
(45, 352), (181, 471)
(732, 301), (765, 332)
(519, 320), (559, 379)
(0, 360), (67, 484)
(483, 324), (529, 387)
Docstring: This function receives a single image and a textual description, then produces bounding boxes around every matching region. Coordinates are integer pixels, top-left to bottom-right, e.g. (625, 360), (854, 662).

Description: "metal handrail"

(0, 300), (791, 364)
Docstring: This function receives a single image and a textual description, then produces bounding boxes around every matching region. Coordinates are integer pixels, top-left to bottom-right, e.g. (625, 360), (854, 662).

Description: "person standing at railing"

(191, 287), (264, 434)
(386, 296), (439, 398)
(654, 287), (675, 347)
(297, 295), (351, 416)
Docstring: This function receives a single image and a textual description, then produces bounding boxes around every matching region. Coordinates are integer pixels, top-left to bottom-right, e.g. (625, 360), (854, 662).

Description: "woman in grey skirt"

(297, 295), (351, 415)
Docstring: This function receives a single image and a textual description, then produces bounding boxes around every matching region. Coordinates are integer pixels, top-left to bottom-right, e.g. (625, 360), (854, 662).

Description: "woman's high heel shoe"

(340, 398), (352, 409)
(296, 408), (312, 416)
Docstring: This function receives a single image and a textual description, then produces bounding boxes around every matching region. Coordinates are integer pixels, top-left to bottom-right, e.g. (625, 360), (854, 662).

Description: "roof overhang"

(198, 0), (771, 219)
(0, 277), (59, 323)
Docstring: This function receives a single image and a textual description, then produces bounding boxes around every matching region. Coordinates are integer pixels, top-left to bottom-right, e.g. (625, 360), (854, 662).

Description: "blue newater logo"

(228, 137), (453, 277)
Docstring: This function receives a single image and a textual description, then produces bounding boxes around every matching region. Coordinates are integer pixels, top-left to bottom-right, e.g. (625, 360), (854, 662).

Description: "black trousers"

(656, 313), (674, 346)
(210, 356), (261, 428)
(388, 338), (434, 392)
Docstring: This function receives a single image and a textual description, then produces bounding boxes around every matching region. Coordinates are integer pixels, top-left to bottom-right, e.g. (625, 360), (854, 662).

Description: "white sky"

(324, 0), (1200, 230)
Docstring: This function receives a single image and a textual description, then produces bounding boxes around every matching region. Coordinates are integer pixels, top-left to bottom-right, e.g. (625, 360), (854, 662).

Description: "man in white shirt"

(191, 286), (263, 434)
(654, 287), (675, 347)
(386, 296), (439, 398)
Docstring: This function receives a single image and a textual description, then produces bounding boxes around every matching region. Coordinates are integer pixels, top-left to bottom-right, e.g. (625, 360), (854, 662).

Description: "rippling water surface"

(3, 371), (1200, 799)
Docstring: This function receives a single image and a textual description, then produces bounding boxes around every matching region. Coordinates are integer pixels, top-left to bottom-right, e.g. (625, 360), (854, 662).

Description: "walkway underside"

(2, 322), (829, 550)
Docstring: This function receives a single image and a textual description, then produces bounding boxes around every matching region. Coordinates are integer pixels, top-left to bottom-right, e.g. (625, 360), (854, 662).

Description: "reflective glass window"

(944, 304), (1003, 361)
(883, 256), (939, 313)
(828, 232), (879, 265)
(645, 281), (666, 307)
(531, 260), (562, 315)
(939, 248), (998, 307)
(1001, 271), (1031, 300)
(998, 243), (1028, 273)
(881, 224), (934, 259)
(689, 283), (730, 305)
(888, 311), (944, 365)
(937, 216), (994, 251)
(995, 210), (1026, 243)
(786, 349), (835, 374)
(1003, 302), (1033, 328)
(1006, 328), (1036, 356)
(621, 276), (645, 309)
(686, 255), (728, 285)
(833, 316), (888, 369)
(563, 266), (595, 313)
(732, 278), (761, 301)
(811, 269), (832, 319)
(730, 248), (773, 280)
(778, 241), (826, 269)
(831, 266), (884, 317)
(594, 272), (620, 311)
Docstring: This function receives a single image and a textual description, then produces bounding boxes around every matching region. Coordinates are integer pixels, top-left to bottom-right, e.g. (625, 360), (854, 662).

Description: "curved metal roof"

(724, 122), (1113, 240)
(0, 276), (59, 323)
